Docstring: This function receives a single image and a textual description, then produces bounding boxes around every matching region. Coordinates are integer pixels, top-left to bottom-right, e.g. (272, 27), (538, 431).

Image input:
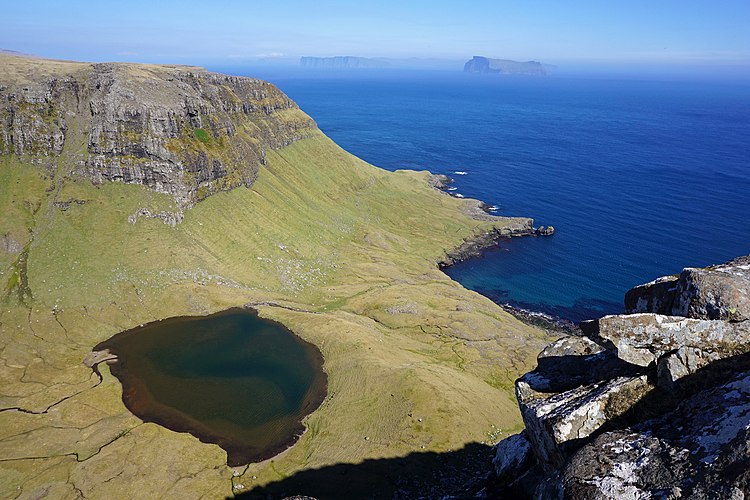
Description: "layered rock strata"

(487, 255), (750, 499)
(0, 54), (316, 206)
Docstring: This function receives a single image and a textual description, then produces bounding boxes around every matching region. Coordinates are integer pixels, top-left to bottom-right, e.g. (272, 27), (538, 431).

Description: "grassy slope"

(0, 125), (552, 497)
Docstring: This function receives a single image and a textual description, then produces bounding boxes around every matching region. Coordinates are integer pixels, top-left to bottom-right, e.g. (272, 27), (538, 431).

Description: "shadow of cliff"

(236, 352), (750, 499)
(234, 442), (494, 500)
(530, 351), (646, 394)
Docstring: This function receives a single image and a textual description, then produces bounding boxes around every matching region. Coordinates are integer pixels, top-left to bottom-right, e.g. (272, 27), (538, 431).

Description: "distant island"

(463, 56), (552, 75)
(300, 56), (390, 69)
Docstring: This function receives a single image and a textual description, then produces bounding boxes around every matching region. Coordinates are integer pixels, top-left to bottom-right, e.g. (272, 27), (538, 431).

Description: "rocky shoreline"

(496, 303), (581, 336)
(432, 173), (567, 333)
(432, 174), (554, 268)
(483, 255), (750, 499)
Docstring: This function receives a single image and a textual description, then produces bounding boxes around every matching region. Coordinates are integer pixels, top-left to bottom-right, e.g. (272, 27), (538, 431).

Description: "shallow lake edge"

(91, 306), (329, 466)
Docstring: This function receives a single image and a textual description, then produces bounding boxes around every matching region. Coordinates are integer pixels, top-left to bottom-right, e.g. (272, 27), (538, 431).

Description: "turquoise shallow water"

(225, 68), (750, 322)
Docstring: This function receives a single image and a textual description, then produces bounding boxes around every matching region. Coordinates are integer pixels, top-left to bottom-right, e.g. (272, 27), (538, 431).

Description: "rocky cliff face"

(0, 54), (316, 206)
(463, 56), (548, 75)
(487, 256), (750, 499)
(624, 255), (750, 321)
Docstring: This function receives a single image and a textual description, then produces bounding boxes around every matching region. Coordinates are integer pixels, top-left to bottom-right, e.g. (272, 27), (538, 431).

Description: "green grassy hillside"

(0, 56), (552, 498)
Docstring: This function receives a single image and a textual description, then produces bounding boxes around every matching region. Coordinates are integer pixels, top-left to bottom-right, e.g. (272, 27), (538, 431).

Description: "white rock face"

(595, 314), (750, 367)
(488, 256), (750, 499)
(492, 432), (533, 481)
(563, 369), (750, 499)
(517, 375), (652, 468)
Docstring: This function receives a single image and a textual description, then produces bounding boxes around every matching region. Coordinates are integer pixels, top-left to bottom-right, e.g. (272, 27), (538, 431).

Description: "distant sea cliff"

(464, 56), (552, 75)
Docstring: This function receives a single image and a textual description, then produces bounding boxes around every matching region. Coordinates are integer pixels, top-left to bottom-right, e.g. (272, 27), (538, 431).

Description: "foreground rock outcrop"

(487, 256), (750, 499)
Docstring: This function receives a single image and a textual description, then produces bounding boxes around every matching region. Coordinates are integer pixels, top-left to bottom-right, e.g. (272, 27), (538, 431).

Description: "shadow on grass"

(235, 441), (494, 499)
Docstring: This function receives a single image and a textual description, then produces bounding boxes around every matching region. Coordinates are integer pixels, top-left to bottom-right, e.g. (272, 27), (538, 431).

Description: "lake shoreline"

(92, 307), (328, 467)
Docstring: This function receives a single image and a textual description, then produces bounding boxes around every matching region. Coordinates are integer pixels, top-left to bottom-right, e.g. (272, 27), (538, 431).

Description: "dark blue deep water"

(233, 69), (750, 322)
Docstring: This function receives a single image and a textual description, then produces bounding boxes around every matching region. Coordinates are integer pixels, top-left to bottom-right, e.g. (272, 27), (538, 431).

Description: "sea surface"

(228, 68), (750, 322)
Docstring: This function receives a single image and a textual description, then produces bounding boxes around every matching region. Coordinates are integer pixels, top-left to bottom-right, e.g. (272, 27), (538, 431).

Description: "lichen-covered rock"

(656, 346), (721, 390)
(0, 56), (317, 207)
(625, 255), (750, 322)
(492, 431), (534, 483)
(562, 369), (750, 499)
(592, 313), (750, 367)
(517, 375), (652, 469)
(624, 275), (679, 315)
(562, 430), (691, 499)
(486, 256), (750, 499)
(673, 256), (750, 321)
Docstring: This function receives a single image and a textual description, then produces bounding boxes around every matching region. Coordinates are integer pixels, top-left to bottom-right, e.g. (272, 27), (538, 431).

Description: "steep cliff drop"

(0, 56), (316, 209)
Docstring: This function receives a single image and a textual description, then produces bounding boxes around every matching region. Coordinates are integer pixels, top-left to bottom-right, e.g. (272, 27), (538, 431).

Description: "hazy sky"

(2, 0), (749, 69)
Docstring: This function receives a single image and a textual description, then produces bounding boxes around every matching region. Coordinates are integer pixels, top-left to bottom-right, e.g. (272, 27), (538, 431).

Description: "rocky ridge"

(487, 255), (750, 498)
(0, 53), (316, 207)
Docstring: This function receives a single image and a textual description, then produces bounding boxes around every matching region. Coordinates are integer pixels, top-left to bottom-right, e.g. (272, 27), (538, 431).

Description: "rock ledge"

(486, 255), (750, 499)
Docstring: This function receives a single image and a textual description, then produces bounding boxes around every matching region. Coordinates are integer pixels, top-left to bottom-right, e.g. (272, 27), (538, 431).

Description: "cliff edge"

(0, 53), (316, 206)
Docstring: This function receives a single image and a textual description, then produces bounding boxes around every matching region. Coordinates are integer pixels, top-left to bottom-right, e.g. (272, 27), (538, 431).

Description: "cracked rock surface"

(1, 55), (316, 208)
(625, 255), (750, 322)
(487, 255), (750, 499)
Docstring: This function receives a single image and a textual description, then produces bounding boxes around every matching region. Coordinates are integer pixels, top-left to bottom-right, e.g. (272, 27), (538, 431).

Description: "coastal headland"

(0, 53), (553, 498)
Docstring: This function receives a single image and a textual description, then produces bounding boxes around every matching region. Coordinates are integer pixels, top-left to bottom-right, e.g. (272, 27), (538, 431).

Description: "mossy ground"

(0, 132), (552, 498)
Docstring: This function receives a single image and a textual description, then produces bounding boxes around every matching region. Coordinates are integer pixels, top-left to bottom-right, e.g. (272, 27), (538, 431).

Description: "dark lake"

(94, 308), (327, 466)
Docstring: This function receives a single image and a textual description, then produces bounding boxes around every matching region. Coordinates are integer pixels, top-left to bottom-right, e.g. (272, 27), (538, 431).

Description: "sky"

(2, 0), (749, 75)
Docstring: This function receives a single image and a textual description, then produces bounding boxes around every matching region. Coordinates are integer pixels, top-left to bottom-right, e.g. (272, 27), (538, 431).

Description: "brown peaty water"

(94, 308), (327, 466)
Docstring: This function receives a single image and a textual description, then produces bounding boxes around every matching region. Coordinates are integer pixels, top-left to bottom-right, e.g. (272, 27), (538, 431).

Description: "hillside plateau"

(0, 53), (552, 498)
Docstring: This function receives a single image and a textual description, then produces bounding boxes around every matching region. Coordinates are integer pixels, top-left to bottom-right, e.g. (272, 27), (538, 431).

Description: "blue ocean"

(229, 68), (750, 323)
